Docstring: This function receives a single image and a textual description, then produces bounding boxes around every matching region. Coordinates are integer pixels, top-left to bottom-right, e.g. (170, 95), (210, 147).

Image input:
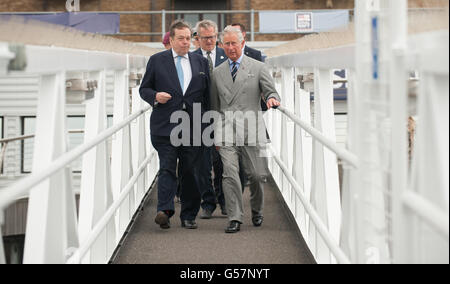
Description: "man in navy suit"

(192, 20), (228, 219)
(139, 20), (210, 230)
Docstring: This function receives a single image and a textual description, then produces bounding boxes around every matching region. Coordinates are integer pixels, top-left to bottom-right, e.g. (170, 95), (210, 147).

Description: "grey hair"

(220, 25), (244, 43)
(195, 20), (218, 36)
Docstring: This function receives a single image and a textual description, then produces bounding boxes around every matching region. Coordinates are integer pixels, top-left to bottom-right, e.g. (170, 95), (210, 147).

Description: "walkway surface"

(112, 178), (315, 264)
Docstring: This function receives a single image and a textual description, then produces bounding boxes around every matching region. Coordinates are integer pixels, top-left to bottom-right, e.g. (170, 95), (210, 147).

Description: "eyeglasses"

(200, 36), (217, 42)
(223, 41), (240, 47)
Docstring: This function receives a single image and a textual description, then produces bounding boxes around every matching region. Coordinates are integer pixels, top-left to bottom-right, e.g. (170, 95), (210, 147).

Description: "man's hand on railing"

(266, 97), (281, 110)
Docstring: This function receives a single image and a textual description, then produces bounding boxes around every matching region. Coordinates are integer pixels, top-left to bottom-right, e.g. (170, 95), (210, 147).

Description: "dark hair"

(170, 20), (192, 38)
(231, 23), (246, 33)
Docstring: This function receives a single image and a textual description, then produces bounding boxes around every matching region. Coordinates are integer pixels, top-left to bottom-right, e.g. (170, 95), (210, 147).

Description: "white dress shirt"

(201, 47), (216, 68)
(172, 49), (192, 95)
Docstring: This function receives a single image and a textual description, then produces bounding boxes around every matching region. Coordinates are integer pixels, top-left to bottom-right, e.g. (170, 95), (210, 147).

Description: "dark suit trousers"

(199, 147), (218, 212)
(151, 135), (202, 221)
(212, 147), (225, 207)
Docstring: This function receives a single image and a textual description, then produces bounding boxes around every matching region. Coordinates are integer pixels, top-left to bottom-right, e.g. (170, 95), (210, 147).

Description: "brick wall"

(1, 0), (448, 42)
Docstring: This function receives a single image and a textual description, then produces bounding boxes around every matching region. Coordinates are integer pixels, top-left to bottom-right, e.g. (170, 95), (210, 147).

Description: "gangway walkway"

(0, 1), (448, 264)
(112, 179), (315, 264)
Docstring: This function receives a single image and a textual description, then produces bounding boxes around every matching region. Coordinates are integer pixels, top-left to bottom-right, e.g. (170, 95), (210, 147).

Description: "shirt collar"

(228, 52), (244, 65)
(172, 49), (189, 59)
(201, 47), (216, 56)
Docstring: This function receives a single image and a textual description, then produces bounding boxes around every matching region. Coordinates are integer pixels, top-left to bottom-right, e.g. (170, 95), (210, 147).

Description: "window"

(174, 0), (227, 31)
(67, 116), (85, 173)
(21, 115), (114, 174)
(21, 117), (35, 173)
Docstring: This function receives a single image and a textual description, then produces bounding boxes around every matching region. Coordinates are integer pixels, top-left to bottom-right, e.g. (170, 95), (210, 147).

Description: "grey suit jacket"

(210, 55), (281, 146)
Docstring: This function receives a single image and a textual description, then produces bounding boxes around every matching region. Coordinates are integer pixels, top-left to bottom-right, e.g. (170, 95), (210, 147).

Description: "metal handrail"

(0, 130), (87, 174)
(275, 105), (359, 168)
(402, 192), (449, 238)
(66, 150), (156, 264)
(0, 130), (85, 144)
(270, 147), (351, 264)
(0, 106), (151, 210)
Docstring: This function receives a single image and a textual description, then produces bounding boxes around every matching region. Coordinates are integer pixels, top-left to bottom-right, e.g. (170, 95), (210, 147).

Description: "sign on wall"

(260, 10), (349, 34)
(66, 0), (81, 12)
(296, 12), (313, 33)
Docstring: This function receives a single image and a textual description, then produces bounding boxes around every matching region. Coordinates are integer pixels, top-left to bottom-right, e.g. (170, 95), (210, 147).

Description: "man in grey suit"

(210, 26), (281, 233)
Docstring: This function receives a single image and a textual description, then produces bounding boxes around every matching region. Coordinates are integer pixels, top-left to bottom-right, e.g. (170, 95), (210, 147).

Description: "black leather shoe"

(155, 211), (170, 229)
(220, 206), (227, 216)
(225, 221), (241, 233)
(181, 220), (198, 229)
(252, 216), (264, 227)
(200, 208), (213, 219)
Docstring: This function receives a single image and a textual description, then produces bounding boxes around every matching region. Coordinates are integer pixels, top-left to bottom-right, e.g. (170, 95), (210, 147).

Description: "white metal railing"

(265, 1), (449, 264)
(270, 147), (351, 264)
(0, 36), (158, 263)
(0, 130), (85, 175)
(276, 106), (359, 168)
(0, 107), (151, 207)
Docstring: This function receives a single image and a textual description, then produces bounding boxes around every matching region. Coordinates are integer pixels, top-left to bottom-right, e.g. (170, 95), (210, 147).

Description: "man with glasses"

(194, 20), (228, 74)
(193, 20), (228, 219)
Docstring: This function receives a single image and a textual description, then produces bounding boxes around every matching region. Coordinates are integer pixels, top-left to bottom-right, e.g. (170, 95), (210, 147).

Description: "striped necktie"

(231, 61), (238, 82)
(206, 51), (214, 74)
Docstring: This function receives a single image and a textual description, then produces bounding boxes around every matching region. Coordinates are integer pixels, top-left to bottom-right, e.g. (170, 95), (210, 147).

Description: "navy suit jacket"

(244, 45), (263, 62)
(139, 49), (210, 137)
(193, 47), (228, 68)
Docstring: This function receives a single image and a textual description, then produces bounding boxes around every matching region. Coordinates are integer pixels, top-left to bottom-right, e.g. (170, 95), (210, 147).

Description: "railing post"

(111, 67), (132, 241)
(405, 9), (449, 264)
(388, 0), (410, 264)
(138, 66), (155, 190)
(293, 68), (313, 238)
(271, 71), (282, 185)
(162, 9), (166, 40)
(339, 69), (359, 262)
(353, 0), (379, 264)
(309, 68), (341, 264)
(280, 67), (294, 209)
(0, 211), (6, 264)
(78, 70), (113, 264)
(250, 9), (255, 42)
(131, 86), (148, 207)
(23, 71), (79, 264)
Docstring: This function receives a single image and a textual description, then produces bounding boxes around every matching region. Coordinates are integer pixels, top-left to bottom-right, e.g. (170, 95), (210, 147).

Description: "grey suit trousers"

(219, 146), (269, 223)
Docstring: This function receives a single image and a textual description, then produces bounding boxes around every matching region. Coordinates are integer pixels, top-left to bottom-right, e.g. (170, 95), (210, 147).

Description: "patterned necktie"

(207, 51), (214, 74)
(176, 56), (184, 92)
(231, 61), (238, 82)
